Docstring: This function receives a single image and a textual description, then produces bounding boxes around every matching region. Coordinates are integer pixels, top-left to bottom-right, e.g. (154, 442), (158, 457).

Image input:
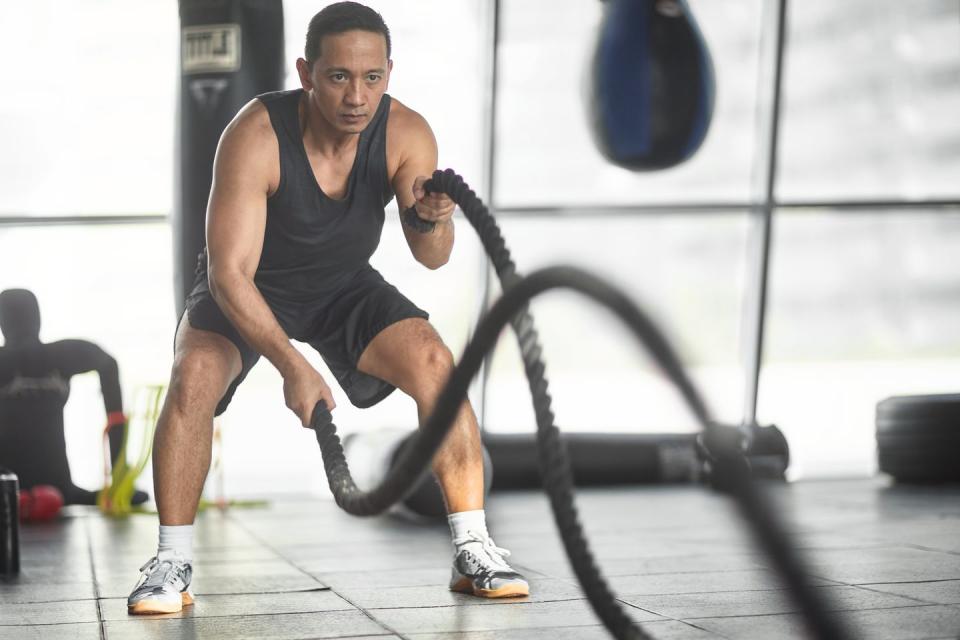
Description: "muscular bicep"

(390, 111), (438, 210)
(206, 104), (276, 283)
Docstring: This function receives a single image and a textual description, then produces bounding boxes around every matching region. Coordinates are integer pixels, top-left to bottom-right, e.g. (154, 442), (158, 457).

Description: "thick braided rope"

(310, 169), (651, 638)
(310, 170), (847, 640)
(426, 170), (645, 639)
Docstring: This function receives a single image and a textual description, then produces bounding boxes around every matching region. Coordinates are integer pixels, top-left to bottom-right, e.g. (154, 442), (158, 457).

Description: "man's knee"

(413, 340), (455, 396)
(168, 346), (236, 416)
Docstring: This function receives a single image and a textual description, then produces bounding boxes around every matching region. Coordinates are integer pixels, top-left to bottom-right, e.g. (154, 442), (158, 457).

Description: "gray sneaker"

(449, 531), (529, 598)
(127, 552), (194, 614)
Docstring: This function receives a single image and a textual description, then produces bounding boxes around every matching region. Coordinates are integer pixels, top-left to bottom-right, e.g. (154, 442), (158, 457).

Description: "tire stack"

(876, 393), (960, 483)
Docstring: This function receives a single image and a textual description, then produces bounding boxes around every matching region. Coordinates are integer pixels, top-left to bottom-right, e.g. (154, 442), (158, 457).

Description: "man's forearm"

(405, 219), (454, 269)
(209, 269), (306, 376)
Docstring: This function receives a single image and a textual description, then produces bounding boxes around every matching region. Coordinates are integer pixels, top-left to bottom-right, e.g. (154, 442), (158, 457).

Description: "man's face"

(298, 29), (391, 135)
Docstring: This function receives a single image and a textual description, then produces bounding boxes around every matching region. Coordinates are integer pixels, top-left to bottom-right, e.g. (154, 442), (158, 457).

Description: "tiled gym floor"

(2, 478), (959, 639)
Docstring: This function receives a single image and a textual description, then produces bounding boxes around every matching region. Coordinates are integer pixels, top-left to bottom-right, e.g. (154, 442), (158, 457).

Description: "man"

(127, 2), (529, 615)
(0, 288), (146, 507)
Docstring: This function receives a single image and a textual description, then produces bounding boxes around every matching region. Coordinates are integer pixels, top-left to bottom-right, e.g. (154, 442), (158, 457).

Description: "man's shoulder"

(231, 98), (273, 135)
(386, 97), (435, 153)
(222, 98), (277, 150)
(214, 99), (282, 181)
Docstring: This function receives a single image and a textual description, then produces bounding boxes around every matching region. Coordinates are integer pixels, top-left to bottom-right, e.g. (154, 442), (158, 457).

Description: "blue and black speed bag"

(590, 0), (716, 171)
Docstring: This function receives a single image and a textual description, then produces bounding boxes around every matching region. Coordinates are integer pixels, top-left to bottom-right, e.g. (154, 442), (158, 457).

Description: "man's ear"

(386, 59), (393, 88)
(295, 58), (313, 90)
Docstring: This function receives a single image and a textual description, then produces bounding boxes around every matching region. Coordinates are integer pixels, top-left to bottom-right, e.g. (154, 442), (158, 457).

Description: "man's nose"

(344, 80), (364, 106)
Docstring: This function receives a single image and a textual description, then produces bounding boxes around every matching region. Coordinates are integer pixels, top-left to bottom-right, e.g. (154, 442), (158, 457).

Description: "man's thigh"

(356, 317), (447, 392)
(171, 297), (257, 416)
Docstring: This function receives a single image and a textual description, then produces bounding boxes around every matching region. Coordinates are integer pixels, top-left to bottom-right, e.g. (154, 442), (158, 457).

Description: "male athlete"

(127, 2), (529, 614)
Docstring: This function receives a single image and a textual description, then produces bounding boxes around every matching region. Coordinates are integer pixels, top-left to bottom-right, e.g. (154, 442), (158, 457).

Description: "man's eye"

(331, 73), (346, 81)
(367, 74), (381, 82)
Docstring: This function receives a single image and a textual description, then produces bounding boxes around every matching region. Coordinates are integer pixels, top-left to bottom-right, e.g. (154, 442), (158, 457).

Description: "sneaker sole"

(450, 577), (529, 598)
(127, 591), (194, 615)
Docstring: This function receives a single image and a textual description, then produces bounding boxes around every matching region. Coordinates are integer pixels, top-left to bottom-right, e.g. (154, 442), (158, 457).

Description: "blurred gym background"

(1, 0), (957, 498)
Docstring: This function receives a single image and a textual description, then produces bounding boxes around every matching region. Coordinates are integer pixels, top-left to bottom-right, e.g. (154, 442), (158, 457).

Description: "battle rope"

(309, 169), (847, 640)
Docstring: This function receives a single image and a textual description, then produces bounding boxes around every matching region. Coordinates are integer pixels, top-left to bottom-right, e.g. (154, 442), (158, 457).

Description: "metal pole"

(474, 0), (502, 432)
(743, 0), (789, 430)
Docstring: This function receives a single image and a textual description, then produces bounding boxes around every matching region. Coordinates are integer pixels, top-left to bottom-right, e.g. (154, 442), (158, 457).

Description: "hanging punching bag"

(175, 0), (284, 315)
(590, 0), (715, 171)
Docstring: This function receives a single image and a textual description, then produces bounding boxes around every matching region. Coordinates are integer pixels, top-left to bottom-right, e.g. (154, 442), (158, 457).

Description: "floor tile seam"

(802, 546), (960, 561)
(398, 620), (609, 637)
(82, 515), (107, 640)
(0, 620), (102, 629)
(615, 597), (681, 625)
(0, 596), (99, 605)
(640, 614), (737, 640)
(549, 581), (953, 603)
(853, 578), (960, 587)
(365, 597), (615, 614)
(353, 595), (587, 610)
(531, 566), (778, 579)
(851, 583), (955, 606)
(297, 565), (446, 576)
(802, 570), (850, 587)
(673, 618), (737, 640)
(397, 621), (671, 638)
(0, 617), (100, 627)
(218, 509), (335, 589)
(317, 582), (442, 591)
(101, 586), (333, 598)
(903, 544), (960, 557)
(100, 608), (405, 627)
(327, 587), (412, 640)
(678, 601), (951, 622)
(610, 584), (847, 598)
(96, 604), (362, 623)
(544, 568), (808, 583)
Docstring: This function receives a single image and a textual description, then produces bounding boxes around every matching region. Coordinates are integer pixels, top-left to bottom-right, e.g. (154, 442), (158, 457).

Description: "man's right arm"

(205, 101), (336, 424)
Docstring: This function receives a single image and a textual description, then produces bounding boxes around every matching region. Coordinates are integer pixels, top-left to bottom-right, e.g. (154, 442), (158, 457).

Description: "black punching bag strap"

(590, 0), (715, 171)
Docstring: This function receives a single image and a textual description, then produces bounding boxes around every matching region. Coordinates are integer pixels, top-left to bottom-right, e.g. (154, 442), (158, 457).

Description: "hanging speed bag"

(590, 0), (715, 171)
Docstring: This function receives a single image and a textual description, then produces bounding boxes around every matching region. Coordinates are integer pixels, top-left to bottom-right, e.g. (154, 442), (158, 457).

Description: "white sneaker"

(127, 551), (194, 614)
(449, 530), (529, 598)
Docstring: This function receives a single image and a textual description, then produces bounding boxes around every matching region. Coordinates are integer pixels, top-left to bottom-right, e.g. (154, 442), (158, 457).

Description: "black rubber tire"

(877, 433), (960, 448)
(877, 419), (958, 437)
(877, 393), (960, 422)
(876, 394), (960, 483)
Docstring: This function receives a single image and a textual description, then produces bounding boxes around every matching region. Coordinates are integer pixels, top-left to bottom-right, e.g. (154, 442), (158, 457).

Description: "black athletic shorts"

(179, 265), (429, 417)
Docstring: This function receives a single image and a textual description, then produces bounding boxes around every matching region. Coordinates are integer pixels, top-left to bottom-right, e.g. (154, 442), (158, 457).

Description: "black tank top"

(253, 89), (394, 302)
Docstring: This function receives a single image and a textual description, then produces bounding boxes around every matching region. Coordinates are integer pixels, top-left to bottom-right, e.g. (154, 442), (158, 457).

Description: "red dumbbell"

(20, 485), (63, 522)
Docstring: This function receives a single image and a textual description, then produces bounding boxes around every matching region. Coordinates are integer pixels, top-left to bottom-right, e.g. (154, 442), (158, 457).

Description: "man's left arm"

(392, 111), (456, 269)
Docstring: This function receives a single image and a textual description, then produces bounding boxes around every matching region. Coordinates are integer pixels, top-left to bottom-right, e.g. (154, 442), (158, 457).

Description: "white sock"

(448, 509), (488, 547)
(157, 524), (194, 562)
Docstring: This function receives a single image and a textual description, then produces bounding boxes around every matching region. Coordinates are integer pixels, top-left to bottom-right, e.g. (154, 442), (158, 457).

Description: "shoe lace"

(137, 556), (183, 589)
(453, 530), (512, 570)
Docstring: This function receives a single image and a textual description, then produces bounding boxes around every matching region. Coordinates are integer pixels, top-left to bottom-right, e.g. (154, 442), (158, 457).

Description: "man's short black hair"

(305, 2), (391, 66)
